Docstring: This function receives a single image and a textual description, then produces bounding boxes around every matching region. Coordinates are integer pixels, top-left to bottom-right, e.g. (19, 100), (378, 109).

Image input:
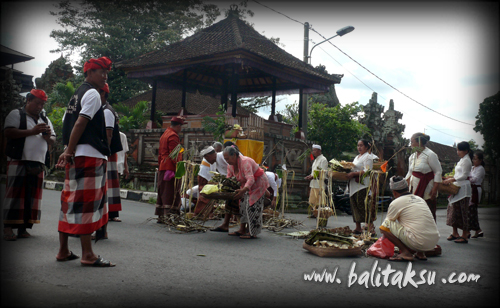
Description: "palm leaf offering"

(305, 228), (364, 249)
(329, 158), (352, 172)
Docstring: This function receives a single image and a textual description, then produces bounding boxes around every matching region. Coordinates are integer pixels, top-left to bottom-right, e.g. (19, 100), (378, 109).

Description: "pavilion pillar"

(269, 77), (277, 121)
(221, 74), (228, 111)
(295, 87), (305, 139)
(181, 70), (187, 113)
(230, 65), (239, 118)
(147, 79), (157, 129)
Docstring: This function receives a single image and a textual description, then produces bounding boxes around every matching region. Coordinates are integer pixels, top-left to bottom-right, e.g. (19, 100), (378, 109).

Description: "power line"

(251, 0), (475, 126)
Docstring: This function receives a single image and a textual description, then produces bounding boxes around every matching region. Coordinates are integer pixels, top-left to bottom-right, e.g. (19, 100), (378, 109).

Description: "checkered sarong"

(107, 153), (122, 213)
(3, 160), (43, 226)
(58, 156), (108, 235)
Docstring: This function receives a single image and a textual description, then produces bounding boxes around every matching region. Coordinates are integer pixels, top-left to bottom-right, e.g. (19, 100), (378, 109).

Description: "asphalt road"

(1, 188), (499, 308)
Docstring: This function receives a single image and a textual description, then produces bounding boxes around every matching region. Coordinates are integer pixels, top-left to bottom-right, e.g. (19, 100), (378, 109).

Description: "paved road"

(1, 188), (499, 308)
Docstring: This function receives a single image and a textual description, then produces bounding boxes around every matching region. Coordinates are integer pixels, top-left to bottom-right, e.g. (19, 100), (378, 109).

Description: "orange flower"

(381, 161), (388, 172)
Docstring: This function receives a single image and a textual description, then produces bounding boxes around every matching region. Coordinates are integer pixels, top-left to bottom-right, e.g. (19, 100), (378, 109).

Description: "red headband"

(83, 56), (112, 73)
(30, 89), (47, 101)
(101, 83), (110, 93)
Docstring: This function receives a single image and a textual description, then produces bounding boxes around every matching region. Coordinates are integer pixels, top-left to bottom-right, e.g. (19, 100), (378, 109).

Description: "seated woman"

(193, 146), (218, 217)
(379, 176), (440, 262)
(223, 146), (269, 239)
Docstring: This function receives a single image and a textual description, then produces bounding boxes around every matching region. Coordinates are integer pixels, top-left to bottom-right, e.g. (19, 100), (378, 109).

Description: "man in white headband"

(304, 144), (328, 213)
(194, 146), (217, 216)
(379, 176), (440, 261)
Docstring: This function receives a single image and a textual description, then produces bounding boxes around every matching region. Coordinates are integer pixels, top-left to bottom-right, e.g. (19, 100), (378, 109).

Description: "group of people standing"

(3, 57), (129, 267)
(306, 132), (486, 260)
(3, 55), (487, 266)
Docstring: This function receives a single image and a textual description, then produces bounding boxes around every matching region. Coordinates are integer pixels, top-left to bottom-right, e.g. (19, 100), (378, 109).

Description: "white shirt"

(4, 109), (56, 163)
(469, 165), (485, 204)
(386, 194), (440, 251)
(74, 89), (107, 159)
(347, 152), (373, 196)
(310, 154), (328, 189)
(216, 152), (228, 176)
(405, 147), (443, 200)
(198, 158), (216, 181)
(104, 108), (115, 129)
(116, 132), (129, 174)
(265, 171), (281, 197)
(448, 155), (472, 204)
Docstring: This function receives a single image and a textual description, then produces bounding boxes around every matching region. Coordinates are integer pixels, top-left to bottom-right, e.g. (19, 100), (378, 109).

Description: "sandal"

(17, 231), (31, 238)
(109, 217), (121, 222)
(414, 253), (428, 261)
(56, 251), (80, 262)
(3, 233), (17, 241)
(447, 234), (458, 241)
(454, 237), (468, 244)
(81, 256), (115, 267)
(228, 231), (243, 236)
(210, 227), (228, 232)
(239, 234), (257, 239)
(471, 232), (484, 238)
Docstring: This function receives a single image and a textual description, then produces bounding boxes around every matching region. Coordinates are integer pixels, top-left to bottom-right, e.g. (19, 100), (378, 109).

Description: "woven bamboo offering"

(372, 161), (384, 170)
(329, 171), (349, 181)
(437, 183), (460, 195)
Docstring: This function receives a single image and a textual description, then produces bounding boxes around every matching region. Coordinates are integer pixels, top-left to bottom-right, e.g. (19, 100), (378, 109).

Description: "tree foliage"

(35, 56), (74, 95)
(281, 101), (368, 159)
(45, 81), (75, 114)
(307, 102), (369, 159)
(50, 0), (221, 104)
(113, 101), (163, 132)
(474, 91), (500, 160)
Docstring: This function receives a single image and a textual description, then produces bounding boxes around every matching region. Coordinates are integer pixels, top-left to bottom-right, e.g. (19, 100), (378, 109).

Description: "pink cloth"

(227, 155), (269, 206)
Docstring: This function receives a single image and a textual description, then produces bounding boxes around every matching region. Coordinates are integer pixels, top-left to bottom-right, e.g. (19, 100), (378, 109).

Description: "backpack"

(5, 108), (51, 166)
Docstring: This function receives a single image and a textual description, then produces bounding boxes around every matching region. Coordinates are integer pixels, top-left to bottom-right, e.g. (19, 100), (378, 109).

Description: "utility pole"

(302, 22), (309, 138)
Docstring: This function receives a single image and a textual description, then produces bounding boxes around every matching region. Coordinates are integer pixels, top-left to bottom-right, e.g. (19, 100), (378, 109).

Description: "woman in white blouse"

(443, 141), (473, 244)
(469, 152), (485, 238)
(346, 139), (377, 236)
(405, 133), (442, 221)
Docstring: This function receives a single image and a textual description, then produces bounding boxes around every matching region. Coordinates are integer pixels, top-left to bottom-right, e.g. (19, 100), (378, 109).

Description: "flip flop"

(17, 231), (31, 238)
(389, 254), (414, 262)
(109, 217), (122, 222)
(414, 254), (428, 261)
(447, 234), (458, 241)
(56, 251), (80, 262)
(239, 234), (257, 239)
(3, 233), (16, 241)
(210, 227), (228, 232)
(228, 231), (243, 236)
(454, 237), (468, 244)
(81, 256), (115, 267)
(471, 232), (484, 238)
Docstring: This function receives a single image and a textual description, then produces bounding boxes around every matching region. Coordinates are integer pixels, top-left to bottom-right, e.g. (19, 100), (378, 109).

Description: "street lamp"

(308, 25), (354, 63)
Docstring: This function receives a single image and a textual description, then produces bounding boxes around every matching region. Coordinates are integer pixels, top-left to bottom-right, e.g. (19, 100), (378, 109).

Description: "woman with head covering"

(346, 139), (377, 236)
(3, 89), (55, 241)
(468, 152), (485, 238)
(223, 146), (269, 239)
(193, 146), (218, 217)
(444, 141), (473, 244)
(405, 133), (443, 221)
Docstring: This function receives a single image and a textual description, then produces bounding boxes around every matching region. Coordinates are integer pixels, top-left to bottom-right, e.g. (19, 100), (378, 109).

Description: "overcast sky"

(2, 1), (498, 148)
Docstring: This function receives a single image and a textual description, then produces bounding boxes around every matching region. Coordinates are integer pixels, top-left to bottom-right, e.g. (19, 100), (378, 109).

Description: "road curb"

(43, 180), (157, 203)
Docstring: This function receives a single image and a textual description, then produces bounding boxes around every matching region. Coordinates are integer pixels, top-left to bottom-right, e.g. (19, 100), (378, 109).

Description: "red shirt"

(158, 127), (181, 171)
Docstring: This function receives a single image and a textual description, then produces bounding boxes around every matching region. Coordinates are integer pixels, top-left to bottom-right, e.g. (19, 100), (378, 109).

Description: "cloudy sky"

(2, 1), (498, 148)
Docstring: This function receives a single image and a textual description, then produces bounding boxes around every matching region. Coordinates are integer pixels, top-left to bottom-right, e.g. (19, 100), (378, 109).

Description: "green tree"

(474, 91), (500, 160)
(114, 101), (162, 132)
(50, 0), (221, 104)
(306, 102), (368, 159)
(35, 56), (74, 95)
(45, 81), (75, 114)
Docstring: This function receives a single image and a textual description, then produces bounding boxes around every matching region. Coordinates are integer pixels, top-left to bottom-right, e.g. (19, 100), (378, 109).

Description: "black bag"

(5, 108), (51, 166)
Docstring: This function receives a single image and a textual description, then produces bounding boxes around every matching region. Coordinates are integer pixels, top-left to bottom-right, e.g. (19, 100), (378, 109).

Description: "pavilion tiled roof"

(116, 14), (341, 84)
(426, 141), (460, 163)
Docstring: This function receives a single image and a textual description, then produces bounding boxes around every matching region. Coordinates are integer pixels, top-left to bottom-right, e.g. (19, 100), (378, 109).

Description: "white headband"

(312, 144), (321, 150)
(390, 176), (408, 191)
(200, 146), (215, 157)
